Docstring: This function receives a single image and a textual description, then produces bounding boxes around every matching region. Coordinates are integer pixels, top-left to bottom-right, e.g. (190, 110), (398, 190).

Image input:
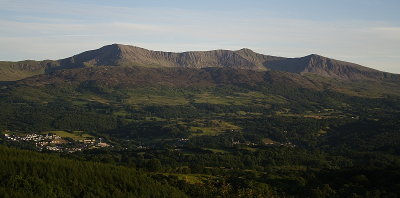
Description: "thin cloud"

(373, 27), (400, 40)
(0, 1), (399, 73)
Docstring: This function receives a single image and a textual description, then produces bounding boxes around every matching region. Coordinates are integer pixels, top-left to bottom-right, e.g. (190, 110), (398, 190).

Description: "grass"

(113, 110), (129, 117)
(7, 85), (289, 115)
(122, 87), (193, 106)
(157, 173), (213, 184)
(203, 148), (230, 154)
(85, 95), (110, 104)
(305, 74), (400, 98)
(11, 87), (54, 103)
(71, 100), (88, 106)
(175, 174), (203, 184)
(194, 91), (286, 106)
(190, 127), (220, 136)
(262, 138), (276, 144)
(126, 95), (189, 105)
(274, 108), (350, 120)
(41, 130), (94, 140)
(116, 89), (287, 107)
(144, 117), (167, 121)
(0, 61), (45, 81)
(242, 147), (258, 152)
(190, 120), (241, 137)
(238, 91), (287, 104)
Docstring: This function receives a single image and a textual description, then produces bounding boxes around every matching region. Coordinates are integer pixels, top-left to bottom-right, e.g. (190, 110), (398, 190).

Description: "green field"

(156, 173), (214, 184)
(41, 130), (94, 140)
(203, 148), (230, 154)
(193, 91), (286, 106)
(127, 95), (189, 105)
(190, 120), (241, 137)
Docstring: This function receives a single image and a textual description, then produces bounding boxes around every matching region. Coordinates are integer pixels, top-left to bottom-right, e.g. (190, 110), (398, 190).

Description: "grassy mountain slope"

(19, 66), (318, 89)
(15, 66), (400, 98)
(0, 60), (58, 81)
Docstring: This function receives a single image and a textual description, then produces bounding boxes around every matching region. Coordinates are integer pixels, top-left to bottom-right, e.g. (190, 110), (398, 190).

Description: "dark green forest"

(1, 67), (400, 197)
(0, 146), (186, 198)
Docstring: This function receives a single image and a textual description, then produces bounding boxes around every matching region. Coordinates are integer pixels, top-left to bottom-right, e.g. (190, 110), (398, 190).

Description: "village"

(2, 132), (110, 153)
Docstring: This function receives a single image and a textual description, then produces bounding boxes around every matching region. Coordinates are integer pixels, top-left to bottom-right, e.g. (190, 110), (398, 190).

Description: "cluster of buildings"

(2, 133), (110, 153)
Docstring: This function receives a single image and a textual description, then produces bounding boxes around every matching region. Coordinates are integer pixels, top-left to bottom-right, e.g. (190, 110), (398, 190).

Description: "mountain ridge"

(0, 44), (398, 81)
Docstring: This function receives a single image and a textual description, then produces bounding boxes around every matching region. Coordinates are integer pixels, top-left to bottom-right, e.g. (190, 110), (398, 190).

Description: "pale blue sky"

(1, 0), (399, 73)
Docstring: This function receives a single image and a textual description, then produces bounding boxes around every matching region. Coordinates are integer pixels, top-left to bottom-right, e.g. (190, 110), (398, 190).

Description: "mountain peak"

(22, 44), (399, 81)
(237, 48), (254, 53)
(109, 43), (146, 51)
(308, 53), (322, 57)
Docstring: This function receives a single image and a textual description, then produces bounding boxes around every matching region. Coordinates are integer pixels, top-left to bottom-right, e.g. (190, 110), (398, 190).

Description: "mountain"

(0, 44), (398, 81)
(57, 44), (281, 70)
(0, 60), (58, 81)
(1, 44), (400, 198)
(265, 54), (398, 80)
